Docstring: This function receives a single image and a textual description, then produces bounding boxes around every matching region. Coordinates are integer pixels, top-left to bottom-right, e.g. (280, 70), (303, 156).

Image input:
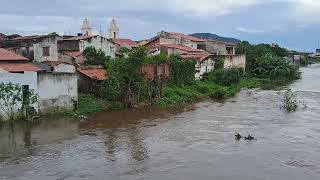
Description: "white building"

(81, 18), (93, 36)
(108, 18), (119, 39)
(65, 35), (115, 58)
(0, 48), (78, 119)
(0, 35), (62, 63)
(157, 44), (215, 79)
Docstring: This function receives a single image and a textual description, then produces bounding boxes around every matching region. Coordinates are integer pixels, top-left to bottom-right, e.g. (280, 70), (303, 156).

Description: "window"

(42, 47), (50, 57)
(22, 85), (30, 106)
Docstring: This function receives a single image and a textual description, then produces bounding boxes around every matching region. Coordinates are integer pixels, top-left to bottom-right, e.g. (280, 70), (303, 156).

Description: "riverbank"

(73, 74), (300, 117)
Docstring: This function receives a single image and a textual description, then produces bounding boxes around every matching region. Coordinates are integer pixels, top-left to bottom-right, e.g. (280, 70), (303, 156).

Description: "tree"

(83, 47), (110, 65)
(0, 83), (37, 121)
(214, 57), (225, 70)
(236, 41), (288, 73)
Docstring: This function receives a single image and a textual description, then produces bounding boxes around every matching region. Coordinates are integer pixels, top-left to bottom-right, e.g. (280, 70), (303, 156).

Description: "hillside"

(190, 33), (241, 44)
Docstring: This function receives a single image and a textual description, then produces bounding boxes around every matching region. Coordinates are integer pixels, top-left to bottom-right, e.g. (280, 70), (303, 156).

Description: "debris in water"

(244, 134), (255, 140)
(235, 132), (242, 140)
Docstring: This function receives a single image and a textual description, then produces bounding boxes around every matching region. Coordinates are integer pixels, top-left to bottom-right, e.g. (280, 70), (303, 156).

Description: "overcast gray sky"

(0, 0), (319, 51)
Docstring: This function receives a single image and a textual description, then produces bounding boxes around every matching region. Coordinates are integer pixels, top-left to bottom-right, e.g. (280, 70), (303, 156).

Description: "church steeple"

(108, 18), (119, 39)
(81, 18), (92, 36)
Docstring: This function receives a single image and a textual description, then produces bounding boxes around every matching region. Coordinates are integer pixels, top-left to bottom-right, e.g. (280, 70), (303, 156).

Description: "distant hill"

(189, 33), (241, 44)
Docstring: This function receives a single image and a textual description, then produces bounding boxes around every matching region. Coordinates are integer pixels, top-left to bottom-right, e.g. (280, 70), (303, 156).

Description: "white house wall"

(0, 71), (39, 119)
(195, 58), (215, 80)
(37, 73), (78, 112)
(53, 64), (76, 73)
(79, 36), (115, 58)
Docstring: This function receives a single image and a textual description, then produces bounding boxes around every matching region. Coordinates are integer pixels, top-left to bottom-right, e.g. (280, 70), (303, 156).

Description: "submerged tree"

(282, 89), (298, 112)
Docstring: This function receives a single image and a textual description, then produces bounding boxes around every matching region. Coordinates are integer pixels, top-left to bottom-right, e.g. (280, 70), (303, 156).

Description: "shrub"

(75, 95), (106, 115)
(206, 68), (244, 86)
(169, 54), (196, 86)
(214, 57), (225, 70)
(209, 88), (226, 99)
(282, 89), (298, 112)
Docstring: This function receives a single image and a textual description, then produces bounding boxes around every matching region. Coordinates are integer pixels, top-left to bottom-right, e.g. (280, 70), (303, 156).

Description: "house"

(0, 34), (61, 62)
(62, 35), (116, 58)
(0, 48), (78, 118)
(145, 31), (205, 50)
(197, 39), (246, 69)
(77, 66), (107, 95)
(114, 38), (138, 52)
(150, 43), (215, 79)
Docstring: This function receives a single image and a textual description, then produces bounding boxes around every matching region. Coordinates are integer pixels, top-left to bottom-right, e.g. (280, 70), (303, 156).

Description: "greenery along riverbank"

(75, 43), (300, 116)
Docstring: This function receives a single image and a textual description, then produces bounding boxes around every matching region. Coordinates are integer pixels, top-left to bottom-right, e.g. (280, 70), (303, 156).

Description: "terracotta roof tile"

(0, 48), (29, 61)
(180, 52), (212, 62)
(0, 63), (43, 72)
(114, 39), (138, 47)
(77, 68), (107, 81)
(62, 51), (82, 59)
(170, 32), (205, 42)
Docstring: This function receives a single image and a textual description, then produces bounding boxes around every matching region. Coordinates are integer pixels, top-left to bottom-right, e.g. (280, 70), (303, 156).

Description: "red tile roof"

(0, 63), (43, 72)
(161, 44), (203, 53)
(180, 52), (211, 62)
(62, 51), (82, 59)
(170, 32), (205, 42)
(114, 38), (138, 47)
(77, 68), (107, 81)
(0, 48), (29, 61)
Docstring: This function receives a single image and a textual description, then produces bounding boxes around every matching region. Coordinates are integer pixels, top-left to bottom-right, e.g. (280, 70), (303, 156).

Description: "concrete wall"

(0, 71), (39, 119)
(200, 41), (227, 55)
(58, 40), (80, 51)
(53, 64), (76, 73)
(224, 55), (246, 69)
(33, 41), (58, 62)
(79, 36), (116, 58)
(37, 73), (78, 112)
(181, 39), (198, 49)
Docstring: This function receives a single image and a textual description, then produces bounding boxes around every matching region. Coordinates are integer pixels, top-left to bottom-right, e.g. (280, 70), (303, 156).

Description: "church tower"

(81, 18), (92, 36)
(108, 18), (119, 39)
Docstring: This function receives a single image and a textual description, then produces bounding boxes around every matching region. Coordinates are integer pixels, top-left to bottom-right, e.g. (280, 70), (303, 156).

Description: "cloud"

(291, 0), (320, 24)
(236, 27), (264, 34)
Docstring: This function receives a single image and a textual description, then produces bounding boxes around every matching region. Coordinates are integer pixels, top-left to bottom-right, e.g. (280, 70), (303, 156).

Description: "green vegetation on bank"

(74, 43), (300, 116)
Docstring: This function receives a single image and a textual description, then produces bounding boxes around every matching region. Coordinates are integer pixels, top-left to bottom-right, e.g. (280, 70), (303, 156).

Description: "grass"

(72, 95), (107, 116)
(155, 73), (300, 107)
(156, 80), (250, 107)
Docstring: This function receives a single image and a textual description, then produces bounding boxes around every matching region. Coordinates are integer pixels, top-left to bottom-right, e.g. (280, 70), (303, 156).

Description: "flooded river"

(1, 65), (320, 180)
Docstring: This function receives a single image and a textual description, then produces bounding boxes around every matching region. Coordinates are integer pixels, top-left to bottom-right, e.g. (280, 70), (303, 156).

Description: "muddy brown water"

(1, 65), (320, 180)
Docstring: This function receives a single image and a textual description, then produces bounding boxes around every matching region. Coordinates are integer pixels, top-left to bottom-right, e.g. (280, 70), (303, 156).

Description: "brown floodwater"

(1, 65), (320, 180)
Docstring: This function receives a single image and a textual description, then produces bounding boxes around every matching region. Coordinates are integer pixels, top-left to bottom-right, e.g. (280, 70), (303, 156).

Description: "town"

(0, 18), (316, 120)
(0, 18), (250, 120)
(1, 1), (320, 179)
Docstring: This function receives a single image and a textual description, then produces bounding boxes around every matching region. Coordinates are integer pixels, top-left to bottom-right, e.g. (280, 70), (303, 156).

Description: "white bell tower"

(108, 18), (119, 39)
(81, 18), (92, 36)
